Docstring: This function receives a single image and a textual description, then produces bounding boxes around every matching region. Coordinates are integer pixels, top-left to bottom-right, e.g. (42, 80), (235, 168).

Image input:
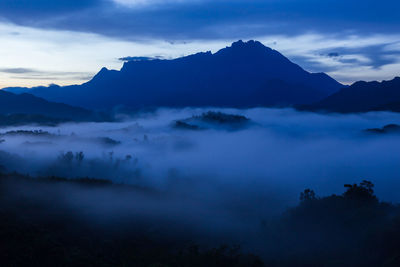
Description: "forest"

(1, 171), (400, 266)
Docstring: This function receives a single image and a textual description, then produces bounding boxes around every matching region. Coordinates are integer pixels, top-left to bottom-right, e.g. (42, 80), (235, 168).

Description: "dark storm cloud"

(1, 0), (399, 40)
(0, 0), (100, 13)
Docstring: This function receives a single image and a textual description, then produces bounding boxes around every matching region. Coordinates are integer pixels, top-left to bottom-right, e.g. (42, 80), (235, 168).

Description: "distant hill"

(300, 77), (400, 113)
(4, 40), (343, 110)
(173, 111), (252, 131)
(0, 90), (101, 124)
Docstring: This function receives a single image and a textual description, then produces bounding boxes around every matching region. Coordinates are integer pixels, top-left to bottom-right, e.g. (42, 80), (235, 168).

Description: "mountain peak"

(213, 40), (279, 61)
(99, 67), (109, 73)
(231, 40), (266, 49)
(227, 40), (273, 53)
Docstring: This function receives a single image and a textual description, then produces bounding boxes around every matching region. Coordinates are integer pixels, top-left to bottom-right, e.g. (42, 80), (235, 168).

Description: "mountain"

(300, 77), (400, 113)
(4, 40), (343, 110)
(0, 90), (100, 123)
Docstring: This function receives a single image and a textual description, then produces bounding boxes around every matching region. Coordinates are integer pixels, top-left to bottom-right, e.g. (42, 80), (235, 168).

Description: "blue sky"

(0, 0), (399, 87)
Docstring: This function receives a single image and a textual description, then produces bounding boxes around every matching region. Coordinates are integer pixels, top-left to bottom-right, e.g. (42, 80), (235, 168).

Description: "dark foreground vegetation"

(1, 172), (400, 266)
(0, 173), (262, 267)
(269, 182), (400, 266)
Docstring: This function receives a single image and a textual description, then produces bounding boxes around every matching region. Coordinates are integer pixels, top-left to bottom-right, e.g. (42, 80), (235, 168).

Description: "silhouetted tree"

(300, 189), (317, 202)
(59, 151), (74, 164)
(75, 152), (84, 165)
(343, 180), (377, 203)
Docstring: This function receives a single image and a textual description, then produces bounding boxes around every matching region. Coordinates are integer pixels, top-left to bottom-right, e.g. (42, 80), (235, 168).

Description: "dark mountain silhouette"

(0, 90), (99, 123)
(4, 40), (343, 109)
(300, 77), (400, 113)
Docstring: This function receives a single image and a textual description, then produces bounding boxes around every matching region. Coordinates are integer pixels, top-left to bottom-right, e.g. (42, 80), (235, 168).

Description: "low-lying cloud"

(1, 107), (400, 203)
(1, 107), (400, 254)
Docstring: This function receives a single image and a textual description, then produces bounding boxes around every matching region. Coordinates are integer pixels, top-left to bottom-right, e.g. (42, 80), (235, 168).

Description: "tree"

(75, 152), (84, 165)
(343, 180), (377, 202)
(59, 151), (74, 164)
(300, 189), (317, 202)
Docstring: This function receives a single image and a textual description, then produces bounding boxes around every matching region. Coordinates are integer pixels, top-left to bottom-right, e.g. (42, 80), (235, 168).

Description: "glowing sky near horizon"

(0, 0), (399, 88)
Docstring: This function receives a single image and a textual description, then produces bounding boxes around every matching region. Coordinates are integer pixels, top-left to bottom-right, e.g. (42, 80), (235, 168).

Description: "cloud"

(118, 56), (163, 61)
(327, 52), (340, 58)
(0, 67), (93, 86)
(2, 107), (400, 206)
(0, 0), (99, 13)
(0, 0), (399, 42)
(256, 33), (400, 83)
(112, 0), (191, 7)
(0, 68), (91, 77)
(0, 68), (36, 74)
(0, 1), (399, 86)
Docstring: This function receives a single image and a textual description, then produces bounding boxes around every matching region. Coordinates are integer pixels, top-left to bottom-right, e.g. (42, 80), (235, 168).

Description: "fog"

(1, 108), (400, 200)
(1, 107), (400, 253)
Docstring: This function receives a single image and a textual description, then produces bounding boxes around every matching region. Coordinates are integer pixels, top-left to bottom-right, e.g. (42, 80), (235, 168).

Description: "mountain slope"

(0, 90), (97, 122)
(300, 77), (400, 113)
(4, 40), (343, 109)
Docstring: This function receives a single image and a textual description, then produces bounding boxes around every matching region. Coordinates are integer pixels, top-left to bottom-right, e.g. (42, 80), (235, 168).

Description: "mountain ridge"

(0, 90), (105, 124)
(299, 77), (400, 113)
(4, 40), (343, 110)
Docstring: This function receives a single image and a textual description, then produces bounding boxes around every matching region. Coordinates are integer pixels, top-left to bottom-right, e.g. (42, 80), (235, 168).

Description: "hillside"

(300, 77), (400, 113)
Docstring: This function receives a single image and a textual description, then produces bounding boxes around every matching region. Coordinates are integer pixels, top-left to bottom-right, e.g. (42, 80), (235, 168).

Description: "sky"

(0, 0), (399, 88)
